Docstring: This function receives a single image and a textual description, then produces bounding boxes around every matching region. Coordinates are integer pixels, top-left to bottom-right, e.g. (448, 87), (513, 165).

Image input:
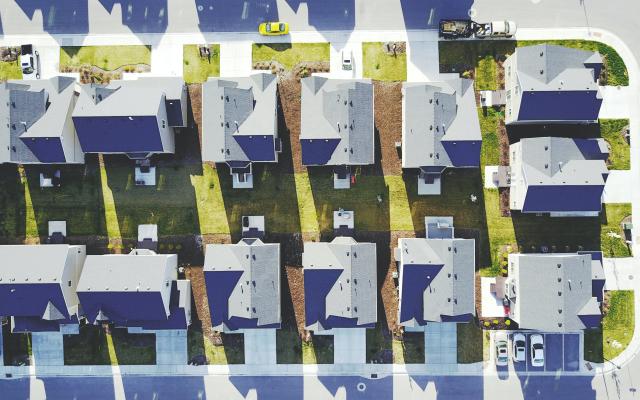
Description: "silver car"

(495, 332), (509, 366)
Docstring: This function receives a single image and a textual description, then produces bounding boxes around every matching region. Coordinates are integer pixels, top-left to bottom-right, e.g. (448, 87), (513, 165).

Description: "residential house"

(0, 244), (86, 333)
(503, 252), (605, 332)
(1, 77), (83, 164)
(509, 136), (609, 216)
(72, 77), (187, 158)
(395, 217), (475, 329)
(204, 238), (281, 332)
(504, 44), (603, 124)
(402, 77), (481, 195)
(303, 236), (377, 331)
(300, 77), (374, 189)
(202, 73), (279, 188)
(76, 249), (191, 331)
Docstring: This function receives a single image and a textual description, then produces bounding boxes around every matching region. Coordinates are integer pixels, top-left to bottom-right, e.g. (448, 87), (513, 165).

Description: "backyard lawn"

(585, 291), (635, 362)
(478, 107), (504, 167)
(183, 44), (220, 84)
(362, 42), (407, 81)
(600, 119), (630, 170)
(252, 43), (330, 70)
(0, 58), (21, 80)
(59, 45), (151, 71)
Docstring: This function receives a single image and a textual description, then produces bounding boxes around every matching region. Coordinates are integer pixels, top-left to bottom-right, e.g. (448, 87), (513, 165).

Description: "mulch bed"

(373, 81), (403, 176)
(278, 76), (304, 173)
(61, 63), (150, 84)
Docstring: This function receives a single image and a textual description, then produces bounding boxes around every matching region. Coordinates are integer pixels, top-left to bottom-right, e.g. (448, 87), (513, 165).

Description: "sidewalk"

(603, 170), (632, 203)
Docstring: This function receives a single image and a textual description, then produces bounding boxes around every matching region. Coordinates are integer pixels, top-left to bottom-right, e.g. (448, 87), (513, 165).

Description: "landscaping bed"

(363, 42), (407, 81)
(252, 43), (330, 71)
(0, 46), (22, 81)
(374, 81), (403, 175)
(183, 44), (220, 84)
(59, 45), (151, 83)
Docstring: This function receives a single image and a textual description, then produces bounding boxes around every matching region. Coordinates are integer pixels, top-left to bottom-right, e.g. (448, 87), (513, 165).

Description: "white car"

(530, 334), (545, 367)
(512, 333), (526, 362)
(20, 44), (40, 80)
(495, 332), (509, 366)
(341, 50), (353, 71)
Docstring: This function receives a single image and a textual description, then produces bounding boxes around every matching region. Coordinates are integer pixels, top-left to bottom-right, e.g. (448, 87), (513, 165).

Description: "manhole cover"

(357, 382), (366, 392)
(629, 275), (634, 280)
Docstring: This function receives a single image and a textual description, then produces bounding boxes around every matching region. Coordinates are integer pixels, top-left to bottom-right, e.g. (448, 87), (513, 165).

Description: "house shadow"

(400, 0), (473, 29)
(41, 376), (116, 400)
(0, 164), (24, 243)
(506, 122), (601, 144)
(516, 374), (597, 399)
(123, 376), (207, 400)
(407, 375), (484, 399)
(14, 0), (89, 34)
(0, 377), (30, 399)
(196, 0), (278, 32)
(403, 168), (491, 268)
(511, 211), (601, 254)
(285, 0), (355, 32)
(24, 157), (107, 245)
(317, 375), (393, 399)
(98, 0), (168, 34)
(229, 376), (304, 400)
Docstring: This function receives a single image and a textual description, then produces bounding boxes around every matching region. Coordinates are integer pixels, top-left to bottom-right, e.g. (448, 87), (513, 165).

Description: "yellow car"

(258, 22), (289, 36)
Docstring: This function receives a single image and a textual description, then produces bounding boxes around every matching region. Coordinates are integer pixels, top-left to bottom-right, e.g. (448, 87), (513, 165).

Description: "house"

(504, 44), (603, 124)
(503, 252), (604, 332)
(76, 249), (191, 331)
(395, 217), (475, 329)
(300, 77), (374, 189)
(0, 244), (86, 333)
(509, 136), (609, 216)
(72, 77), (187, 158)
(203, 238), (281, 332)
(402, 77), (482, 195)
(303, 236), (377, 331)
(0, 77), (84, 164)
(202, 73), (279, 189)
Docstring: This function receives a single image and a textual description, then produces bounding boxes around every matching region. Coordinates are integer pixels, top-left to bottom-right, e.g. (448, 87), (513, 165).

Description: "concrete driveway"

(333, 328), (366, 364)
(244, 329), (277, 365)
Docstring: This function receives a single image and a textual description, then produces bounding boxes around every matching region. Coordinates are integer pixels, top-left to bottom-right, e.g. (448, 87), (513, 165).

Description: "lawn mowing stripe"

(294, 172), (320, 234)
(98, 156), (122, 245)
(385, 175), (414, 232)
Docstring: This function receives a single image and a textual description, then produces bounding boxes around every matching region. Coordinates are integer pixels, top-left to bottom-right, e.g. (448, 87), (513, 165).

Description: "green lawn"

(0, 58), (22, 80)
(187, 329), (244, 364)
(457, 321), (484, 363)
(276, 330), (303, 364)
(183, 44), (220, 84)
(475, 55), (497, 90)
(392, 333), (425, 364)
(252, 43), (329, 70)
(518, 40), (628, 86)
(303, 335), (334, 364)
(600, 119), (630, 170)
(478, 107), (504, 167)
(585, 291), (635, 362)
(64, 325), (155, 365)
(2, 326), (31, 366)
(362, 42), (407, 81)
(60, 45), (151, 71)
(601, 203), (632, 257)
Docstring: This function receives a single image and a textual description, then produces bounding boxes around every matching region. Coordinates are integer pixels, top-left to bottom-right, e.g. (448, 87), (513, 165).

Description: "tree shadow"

(197, 0), (278, 32)
(14, 0), (89, 34)
(404, 168), (491, 268)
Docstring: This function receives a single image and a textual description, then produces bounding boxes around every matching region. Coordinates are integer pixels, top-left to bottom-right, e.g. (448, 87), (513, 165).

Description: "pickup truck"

(20, 44), (40, 79)
(439, 19), (517, 39)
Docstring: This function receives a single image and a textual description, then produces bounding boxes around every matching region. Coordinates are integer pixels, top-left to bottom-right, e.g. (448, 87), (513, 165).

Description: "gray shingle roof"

(301, 77), (374, 165)
(201, 73), (277, 162)
(0, 244), (85, 284)
(507, 253), (600, 332)
(77, 250), (177, 294)
(513, 44), (602, 92)
(204, 239), (281, 330)
(303, 236), (377, 330)
(73, 77), (184, 118)
(1, 77), (77, 163)
(402, 78), (481, 168)
(398, 237), (475, 325)
(518, 137), (608, 186)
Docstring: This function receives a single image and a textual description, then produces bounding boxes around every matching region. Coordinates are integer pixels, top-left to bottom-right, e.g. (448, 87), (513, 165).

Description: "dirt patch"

(61, 63), (150, 84)
(374, 81), (403, 175)
(187, 83), (203, 147)
(254, 60), (329, 80)
(278, 77), (304, 173)
(0, 47), (20, 62)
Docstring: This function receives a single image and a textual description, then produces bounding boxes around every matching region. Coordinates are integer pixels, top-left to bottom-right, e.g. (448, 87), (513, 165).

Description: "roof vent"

(540, 51), (544, 57)
(539, 69), (544, 75)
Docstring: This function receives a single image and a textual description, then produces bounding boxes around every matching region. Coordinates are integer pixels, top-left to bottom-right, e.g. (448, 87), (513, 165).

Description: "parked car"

(495, 332), (509, 366)
(342, 50), (353, 71)
(474, 20), (517, 38)
(20, 44), (40, 79)
(512, 333), (526, 362)
(258, 22), (290, 36)
(530, 334), (545, 367)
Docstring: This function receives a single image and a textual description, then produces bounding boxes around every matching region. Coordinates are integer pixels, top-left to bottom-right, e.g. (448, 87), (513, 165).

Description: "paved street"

(1, 1), (640, 399)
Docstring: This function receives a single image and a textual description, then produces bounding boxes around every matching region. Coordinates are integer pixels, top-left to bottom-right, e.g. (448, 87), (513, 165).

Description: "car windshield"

(516, 340), (525, 348)
(22, 66), (34, 74)
(279, 23), (285, 31)
(498, 355), (508, 362)
(533, 343), (543, 350)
